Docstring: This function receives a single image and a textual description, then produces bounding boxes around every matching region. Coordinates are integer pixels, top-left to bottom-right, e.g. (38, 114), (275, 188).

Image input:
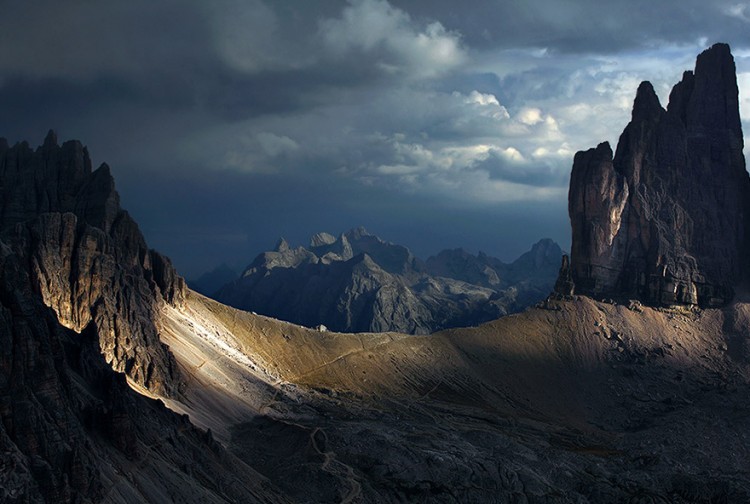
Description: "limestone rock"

(0, 240), (288, 504)
(553, 254), (575, 296)
(568, 43), (750, 307)
(0, 133), (289, 503)
(0, 132), (186, 396)
(309, 231), (337, 247)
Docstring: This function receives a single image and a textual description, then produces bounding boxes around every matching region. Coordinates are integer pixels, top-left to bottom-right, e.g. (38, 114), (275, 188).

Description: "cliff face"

(0, 131), (186, 396)
(0, 132), (289, 503)
(568, 43), (750, 307)
(0, 252), (287, 504)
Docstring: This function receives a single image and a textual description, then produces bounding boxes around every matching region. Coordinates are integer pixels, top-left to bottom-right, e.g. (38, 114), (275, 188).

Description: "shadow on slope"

(0, 249), (290, 503)
(168, 292), (750, 502)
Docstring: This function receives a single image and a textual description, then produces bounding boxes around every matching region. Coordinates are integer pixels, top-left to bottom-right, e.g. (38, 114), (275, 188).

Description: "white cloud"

(738, 72), (750, 157)
(465, 90), (499, 107)
(197, 130), (299, 173)
(533, 143), (574, 159)
(517, 107), (543, 125)
(210, 0), (319, 73)
(500, 146), (525, 162)
(212, 0), (281, 72)
(257, 132), (299, 157)
(376, 163), (424, 175)
(460, 91), (510, 120)
(355, 129), (569, 203)
(739, 72), (750, 119)
(187, 80), (574, 204)
(321, 0), (466, 78)
(189, 34), (750, 211)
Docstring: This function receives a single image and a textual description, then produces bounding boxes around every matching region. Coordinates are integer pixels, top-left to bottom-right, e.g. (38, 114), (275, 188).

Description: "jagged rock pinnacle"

(274, 237), (290, 252)
(0, 133), (186, 396)
(43, 128), (58, 148)
(566, 43), (750, 307)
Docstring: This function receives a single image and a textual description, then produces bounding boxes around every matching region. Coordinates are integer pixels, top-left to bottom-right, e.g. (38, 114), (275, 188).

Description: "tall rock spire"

(566, 43), (750, 307)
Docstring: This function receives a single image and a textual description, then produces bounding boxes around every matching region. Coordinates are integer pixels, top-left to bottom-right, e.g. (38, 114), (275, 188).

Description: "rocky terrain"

(0, 131), (186, 397)
(216, 228), (562, 334)
(168, 291), (750, 503)
(0, 133), (288, 503)
(568, 43), (750, 307)
(4, 42), (750, 504)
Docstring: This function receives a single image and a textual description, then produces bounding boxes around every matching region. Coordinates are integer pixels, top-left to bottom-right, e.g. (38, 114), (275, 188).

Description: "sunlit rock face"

(0, 132), (287, 504)
(568, 43), (750, 307)
(0, 131), (186, 396)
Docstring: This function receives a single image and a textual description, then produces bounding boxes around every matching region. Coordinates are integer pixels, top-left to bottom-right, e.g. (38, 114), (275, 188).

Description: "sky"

(3, 1), (750, 277)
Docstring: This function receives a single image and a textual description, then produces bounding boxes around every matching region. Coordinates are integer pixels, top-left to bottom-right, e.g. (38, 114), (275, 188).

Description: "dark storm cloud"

(2, 0), (750, 275)
(394, 0), (750, 53)
(474, 149), (569, 188)
(0, 2), (215, 84)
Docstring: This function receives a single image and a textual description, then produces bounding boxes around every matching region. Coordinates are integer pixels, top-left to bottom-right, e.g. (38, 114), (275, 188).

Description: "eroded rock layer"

(0, 131), (186, 396)
(0, 132), (290, 503)
(568, 43), (750, 306)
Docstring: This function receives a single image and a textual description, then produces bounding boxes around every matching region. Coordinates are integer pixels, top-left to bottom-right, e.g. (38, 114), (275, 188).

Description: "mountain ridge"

(0, 130), (186, 396)
(214, 228), (562, 334)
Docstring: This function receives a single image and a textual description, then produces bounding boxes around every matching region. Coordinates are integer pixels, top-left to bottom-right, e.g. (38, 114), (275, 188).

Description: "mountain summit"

(216, 230), (561, 334)
(566, 43), (750, 307)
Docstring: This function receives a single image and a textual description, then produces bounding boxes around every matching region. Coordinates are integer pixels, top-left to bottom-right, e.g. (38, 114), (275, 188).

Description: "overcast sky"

(3, 1), (750, 276)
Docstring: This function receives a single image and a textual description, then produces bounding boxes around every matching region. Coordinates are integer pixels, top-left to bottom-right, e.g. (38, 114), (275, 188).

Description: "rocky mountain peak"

(43, 128), (58, 148)
(345, 225), (372, 240)
(0, 133), (288, 503)
(564, 43), (750, 307)
(220, 229), (562, 334)
(274, 237), (290, 252)
(631, 81), (663, 122)
(310, 231), (337, 247)
(0, 131), (186, 396)
(691, 42), (741, 133)
(525, 238), (564, 268)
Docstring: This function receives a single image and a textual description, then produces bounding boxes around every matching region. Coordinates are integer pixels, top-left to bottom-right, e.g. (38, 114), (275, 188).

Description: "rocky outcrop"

(0, 131), (186, 396)
(568, 43), (750, 307)
(0, 132), (290, 503)
(216, 229), (562, 334)
(0, 245), (287, 504)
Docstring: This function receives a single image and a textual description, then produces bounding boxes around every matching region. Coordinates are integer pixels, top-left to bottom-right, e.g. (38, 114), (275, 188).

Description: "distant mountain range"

(208, 227), (563, 334)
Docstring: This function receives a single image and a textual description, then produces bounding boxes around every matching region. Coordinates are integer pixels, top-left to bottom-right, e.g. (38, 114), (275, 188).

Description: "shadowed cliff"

(567, 43), (750, 307)
(0, 132), (290, 503)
